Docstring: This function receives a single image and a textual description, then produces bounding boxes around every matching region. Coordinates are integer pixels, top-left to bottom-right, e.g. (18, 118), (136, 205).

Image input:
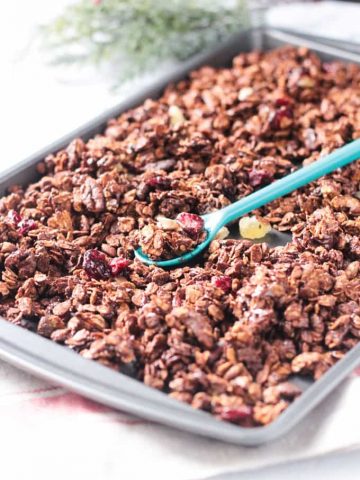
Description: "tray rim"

(1, 318), (359, 446)
(0, 26), (359, 446)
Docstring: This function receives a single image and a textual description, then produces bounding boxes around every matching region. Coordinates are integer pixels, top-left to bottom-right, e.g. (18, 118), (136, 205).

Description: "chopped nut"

(169, 105), (185, 128)
(215, 226), (230, 240)
(238, 87), (254, 101)
(156, 216), (180, 231)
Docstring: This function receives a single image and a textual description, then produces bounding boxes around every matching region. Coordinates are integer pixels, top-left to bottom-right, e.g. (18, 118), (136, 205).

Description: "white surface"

(0, 360), (359, 480)
(266, 1), (360, 44)
(206, 449), (360, 480)
(0, 1), (359, 479)
(0, 0), (119, 167)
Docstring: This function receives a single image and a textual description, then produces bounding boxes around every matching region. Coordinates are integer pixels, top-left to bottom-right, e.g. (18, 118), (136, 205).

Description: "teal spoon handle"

(215, 138), (360, 228)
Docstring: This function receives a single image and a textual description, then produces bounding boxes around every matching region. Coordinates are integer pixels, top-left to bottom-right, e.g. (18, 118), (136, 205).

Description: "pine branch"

(41, 0), (250, 86)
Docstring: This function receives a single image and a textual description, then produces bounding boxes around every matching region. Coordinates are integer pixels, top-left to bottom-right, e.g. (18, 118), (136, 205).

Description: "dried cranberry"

(212, 275), (232, 292)
(269, 106), (293, 130)
(8, 211), (37, 235)
(274, 97), (290, 108)
(109, 257), (131, 276)
(145, 176), (171, 190)
(219, 406), (253, 424)
(18, 219), (37, 235)
(7, 210), (22, 226)
(274, 97), (292, 108)
(83, 249), (111, 280)
(176, 212), (204, 237)
(248, 168), (273, 187)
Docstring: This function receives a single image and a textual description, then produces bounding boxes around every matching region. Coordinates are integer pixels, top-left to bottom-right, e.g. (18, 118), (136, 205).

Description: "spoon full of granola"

(135, 138), (360, 267)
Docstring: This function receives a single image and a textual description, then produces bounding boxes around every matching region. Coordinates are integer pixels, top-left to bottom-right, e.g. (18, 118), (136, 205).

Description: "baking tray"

(274, 28), (360, 56)
(0, 28), (359, 446)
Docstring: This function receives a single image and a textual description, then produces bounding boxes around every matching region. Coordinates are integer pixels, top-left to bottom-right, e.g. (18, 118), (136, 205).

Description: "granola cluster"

(0, 46), (359, 427)
(137, 213), (206, 260)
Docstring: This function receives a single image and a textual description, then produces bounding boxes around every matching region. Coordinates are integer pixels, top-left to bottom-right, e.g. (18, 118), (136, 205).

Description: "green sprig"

(41, 0), (249, 86)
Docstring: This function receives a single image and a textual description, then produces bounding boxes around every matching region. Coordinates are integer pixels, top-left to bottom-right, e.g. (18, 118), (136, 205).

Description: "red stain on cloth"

(30, 391), (151, 425)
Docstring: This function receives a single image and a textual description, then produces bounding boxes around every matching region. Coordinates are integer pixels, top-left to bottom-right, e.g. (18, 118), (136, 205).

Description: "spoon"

(135, 138), (360, 267)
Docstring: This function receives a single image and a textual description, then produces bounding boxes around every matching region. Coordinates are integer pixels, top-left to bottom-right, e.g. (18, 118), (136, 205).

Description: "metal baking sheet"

(274, 28), (360, 56)
(0, 28), (359, 446)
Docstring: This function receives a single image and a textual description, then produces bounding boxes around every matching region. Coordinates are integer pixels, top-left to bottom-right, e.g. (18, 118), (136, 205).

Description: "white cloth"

(0, 360), (359, 480)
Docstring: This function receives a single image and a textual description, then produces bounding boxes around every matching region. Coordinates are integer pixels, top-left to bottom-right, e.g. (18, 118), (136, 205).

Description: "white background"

(0, 0), (118, 167)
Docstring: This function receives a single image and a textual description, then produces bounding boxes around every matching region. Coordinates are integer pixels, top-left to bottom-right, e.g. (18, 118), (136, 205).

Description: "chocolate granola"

(137, 213), (206, 260)
(0, 46), (359, 427)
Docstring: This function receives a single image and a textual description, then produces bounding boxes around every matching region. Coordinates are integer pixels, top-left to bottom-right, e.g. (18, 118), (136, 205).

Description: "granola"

(0, 46), (359, 427)
(137, 213), (206, 260)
